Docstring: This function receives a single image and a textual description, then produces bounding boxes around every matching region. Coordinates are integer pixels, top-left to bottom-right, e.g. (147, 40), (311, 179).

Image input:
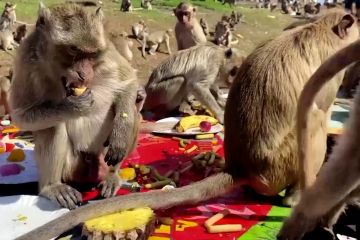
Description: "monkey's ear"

(37, 2), (50, 27)
(96, 7), (104, 21)
(333, 14), (355, 39)
(225, 48), (233, 58)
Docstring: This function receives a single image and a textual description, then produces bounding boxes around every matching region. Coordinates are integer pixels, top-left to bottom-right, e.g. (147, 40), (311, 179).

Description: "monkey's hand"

(64, 88), (94, 115)
(39, 183), (82, 210)
(104, 144), (126, 166)
(277, 211), (317, 240)
(98, 169), (121, 198)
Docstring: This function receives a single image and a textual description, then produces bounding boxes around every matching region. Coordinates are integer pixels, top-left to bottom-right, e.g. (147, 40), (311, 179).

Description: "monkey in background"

(141, 0), (152, 10)
(15, 9), (359, 240)
(0, 2), (16, 31)
(121, 0), (132, 12)
(9, 2), (141, 210)
(13, 24), (27, 43)
(279, 28), (360, 240)
(131, 20), (147, 42)
(109, 31), (134, 62)
(173, 2), (207, 51)
(214, 20), (238, 47)
(199, 18), (209, 36)
(143, 45), (243, 124)
(141, 29), (172, 58)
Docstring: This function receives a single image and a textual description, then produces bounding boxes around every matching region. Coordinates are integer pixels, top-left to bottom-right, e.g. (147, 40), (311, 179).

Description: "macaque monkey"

(304, 2), (321, 18)
(109, 31), (134, 62)
(199, 18), (209, 36)
(13, 24), (27, 43)
(230, 10), (242, 25)
(16, 9), (359, 240)
(278, 23), (360, 240)
(281, 0), (296, 15)
(131, 20), (147, 41)
(141, 29), (172, 58)
(9, 3), (140, 210)
(0, 67), (12, 116)
(214, 20), (238, 47)
(0, 27), (18, 51)
(143, 45), (243, 124)
(0, 2), (16, 30)
(121, 0), (132, 12)
(141, 0), (152, 10)
(173, 2), (207, 51)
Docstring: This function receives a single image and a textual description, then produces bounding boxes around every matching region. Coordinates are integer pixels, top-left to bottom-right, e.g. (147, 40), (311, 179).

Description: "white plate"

(152, 117), (223, 136)
(0, 195), (69, 240)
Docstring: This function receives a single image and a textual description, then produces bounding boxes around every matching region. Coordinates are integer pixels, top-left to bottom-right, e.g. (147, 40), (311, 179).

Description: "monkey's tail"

(297, 38), (360, 189)
(16, 172), (236, 240)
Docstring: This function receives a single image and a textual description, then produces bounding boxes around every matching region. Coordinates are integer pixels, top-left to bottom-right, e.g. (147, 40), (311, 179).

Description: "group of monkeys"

(3, 1), (360, 240)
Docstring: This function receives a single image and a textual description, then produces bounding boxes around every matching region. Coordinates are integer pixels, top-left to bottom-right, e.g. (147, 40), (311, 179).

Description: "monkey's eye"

(229, 67), (238, 76)
(68, 46), (79, 55)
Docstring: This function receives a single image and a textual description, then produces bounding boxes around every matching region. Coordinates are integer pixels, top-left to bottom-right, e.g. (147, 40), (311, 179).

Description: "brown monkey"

(0, 66), (12, 117)
(131, 20), (147, 40)
(173, 2), (207, 51)
(0, 2), (16, 31)
(304, 2), (321, 18)
(121, 0), (132, 12)
(141, 0), (152, 10)
(278, 31), (360, 240)
(13, 24), (27, 43)
(214, 20), (238, 47)
(141, 29), (172, 58)
(199, 18), (209, 36)
(341, 61), (360, 98)
(15, 9), (359, 240)
(9, 3), (140, 210)
(0, 27), (18, 51)
(143, 45), (243, 124)
(109, 31), (134, 62)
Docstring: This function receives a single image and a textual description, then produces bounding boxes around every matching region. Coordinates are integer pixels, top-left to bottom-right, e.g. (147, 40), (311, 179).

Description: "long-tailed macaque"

(16, 9), (359, 240)
(121, 0), (132, 12)
(278, 28), (360, 240)
(131, 20), (147, 42)
(13, 24), (27, 43)
(143, 45), (243, 123)
(214, 20), (238, 47)
(173, 2), (207, 50)
(9, 3), (140, 210)
(109, 31), (134, 62)
(0, 2), (16, 30)
(141, 29), (172, 58)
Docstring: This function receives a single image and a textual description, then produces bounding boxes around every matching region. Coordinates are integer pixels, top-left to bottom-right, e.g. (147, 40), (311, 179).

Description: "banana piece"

(176, 115), (219, 132)
(72, 86), (87, 96)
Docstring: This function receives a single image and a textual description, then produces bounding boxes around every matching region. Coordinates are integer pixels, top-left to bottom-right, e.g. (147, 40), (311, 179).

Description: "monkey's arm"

(11, 91), (93, 131)
(165, 36), (172, 55)
(141, 36), (147, 58)
(105, 81), (139, 166)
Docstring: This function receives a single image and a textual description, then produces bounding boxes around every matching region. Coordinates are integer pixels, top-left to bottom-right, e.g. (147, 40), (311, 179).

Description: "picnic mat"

(0, 103), (357, 240)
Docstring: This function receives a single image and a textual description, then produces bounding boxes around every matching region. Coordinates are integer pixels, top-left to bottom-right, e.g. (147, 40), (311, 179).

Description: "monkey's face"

(35, 3), (106, 95)
(175, 5), (194, 26)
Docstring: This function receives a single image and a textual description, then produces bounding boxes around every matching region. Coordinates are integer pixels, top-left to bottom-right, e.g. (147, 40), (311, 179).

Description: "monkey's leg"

(34, 125), (82, 209)
(190, 74), (224, 123)
(165, 38), (171, 55)
(149, 43), (158, 55)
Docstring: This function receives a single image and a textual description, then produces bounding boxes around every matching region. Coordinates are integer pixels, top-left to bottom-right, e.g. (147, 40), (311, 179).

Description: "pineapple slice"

(82, 207), (155, 240)
(72, 86), (87, 96)
(176, 115), (219, 132)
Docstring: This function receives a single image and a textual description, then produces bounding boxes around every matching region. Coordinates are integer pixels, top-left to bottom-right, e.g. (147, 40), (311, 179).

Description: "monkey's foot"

(40, 183), (82, 210)
(98, 173), (121, 198)
(282, 189), (301, 207)
(277, 212), (317, 240)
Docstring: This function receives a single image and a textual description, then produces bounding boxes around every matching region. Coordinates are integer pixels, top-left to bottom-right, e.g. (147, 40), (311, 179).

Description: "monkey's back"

(224, 9), (356, 190)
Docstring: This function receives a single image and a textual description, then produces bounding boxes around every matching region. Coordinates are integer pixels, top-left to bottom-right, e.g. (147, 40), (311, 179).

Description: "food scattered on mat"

(204, 209), (243, 233)
(176, 115), (219, 133)
(199, 121), (212, 132)
(119, 167), (136, 181)
(82, 207), (155, 240)
(7, 149), (26, 162)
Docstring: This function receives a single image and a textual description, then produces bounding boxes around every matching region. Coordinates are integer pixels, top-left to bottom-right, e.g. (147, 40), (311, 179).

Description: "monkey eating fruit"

(15, 8), (359, 240)
(72, 86), (87, 96)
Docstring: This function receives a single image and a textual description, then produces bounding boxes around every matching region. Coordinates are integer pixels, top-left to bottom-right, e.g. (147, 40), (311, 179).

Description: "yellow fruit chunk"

(119, 167), (136, 181)
(72, 87), (87, 96)
(176, 115), (218, 133)
(83, 207), (154, 234)
(7, 149), (25, 162)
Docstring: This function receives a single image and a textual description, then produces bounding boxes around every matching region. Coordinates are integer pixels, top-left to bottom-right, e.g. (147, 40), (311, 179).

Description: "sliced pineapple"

(72, 86), (87, 96)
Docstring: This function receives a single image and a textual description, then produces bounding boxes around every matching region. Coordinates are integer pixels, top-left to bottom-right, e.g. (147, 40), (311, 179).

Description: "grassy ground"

(0, 0), (295, 84)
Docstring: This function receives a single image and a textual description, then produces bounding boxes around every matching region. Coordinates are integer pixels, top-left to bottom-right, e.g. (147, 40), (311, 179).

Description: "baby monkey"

(141, 29), (172, 58)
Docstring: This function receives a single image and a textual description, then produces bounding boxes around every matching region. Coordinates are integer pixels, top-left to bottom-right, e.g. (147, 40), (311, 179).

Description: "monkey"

(131, 20), (147, 42)
(120, 0), (132, 12)
(304, 2), (321, 18)
(0, 66), (12, 117)
(13, 24), (27, 43)
(230, 10), (242, 25)
(15, 9), (359, 240)
(199, 18), (209, 36)
(8, 3), (141, 210)
(142, 45), (243, 124)
(339, 61), (360, 98)
(141, 29), (172, 58)
(141, 0), (152, 10)
(281, 0), (296, 15)
(214, 20), (238, 47)
(109, 31), (134, 62)
(278, 27), (360, 240)
(0, 27), (18, 51)
(173, 2), (207, 51)
(0, 2), (16, 31)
